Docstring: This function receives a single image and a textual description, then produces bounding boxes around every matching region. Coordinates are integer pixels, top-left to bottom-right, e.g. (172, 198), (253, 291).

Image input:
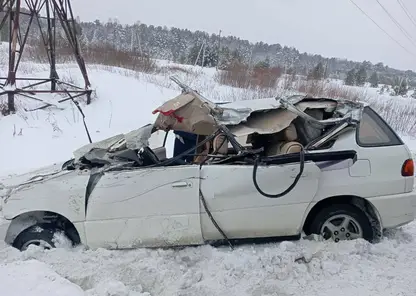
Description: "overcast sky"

(71, 0), (416, 71)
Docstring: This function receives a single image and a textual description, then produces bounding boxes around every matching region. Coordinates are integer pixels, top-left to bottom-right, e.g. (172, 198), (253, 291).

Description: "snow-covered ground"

(2, 61), (416, 295)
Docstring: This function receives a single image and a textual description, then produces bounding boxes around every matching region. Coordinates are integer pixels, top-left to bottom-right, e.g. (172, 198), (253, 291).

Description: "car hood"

(72, 123), (154, 161)
(0, 162), (72, 201)
(0, 124), (156, 196)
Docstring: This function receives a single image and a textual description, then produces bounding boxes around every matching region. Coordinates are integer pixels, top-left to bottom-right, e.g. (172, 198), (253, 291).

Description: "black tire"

(12, 224), (70, 251)
(308, 204), (375, 242)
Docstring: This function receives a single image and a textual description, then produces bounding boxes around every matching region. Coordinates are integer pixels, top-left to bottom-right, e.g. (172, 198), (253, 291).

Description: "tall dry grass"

(214, 62), (283, 89)
(32, 42), (160, 74)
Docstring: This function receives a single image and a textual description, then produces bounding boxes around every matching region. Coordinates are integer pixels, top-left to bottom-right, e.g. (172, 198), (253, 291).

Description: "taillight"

(402, 159), (414, 177)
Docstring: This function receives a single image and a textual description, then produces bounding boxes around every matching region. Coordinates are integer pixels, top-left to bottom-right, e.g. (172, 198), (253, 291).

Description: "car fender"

(300, 195), (383, 238)
(2, 170), (91, 223)
(2, 210), (88, 246)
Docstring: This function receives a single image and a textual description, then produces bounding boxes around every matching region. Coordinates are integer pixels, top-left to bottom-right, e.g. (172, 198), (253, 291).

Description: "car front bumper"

(369, 191), (416, 230)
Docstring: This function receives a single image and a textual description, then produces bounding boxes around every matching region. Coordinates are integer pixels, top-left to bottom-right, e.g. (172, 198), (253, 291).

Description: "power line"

(348, 0), (416, 58)
(396, 0), (416, 29)
(375, 0), (416, 49)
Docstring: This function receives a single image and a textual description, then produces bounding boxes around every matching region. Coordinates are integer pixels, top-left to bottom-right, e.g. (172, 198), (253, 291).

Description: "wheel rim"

(21, 239), (53, 251)
(320, 214), (363, 242)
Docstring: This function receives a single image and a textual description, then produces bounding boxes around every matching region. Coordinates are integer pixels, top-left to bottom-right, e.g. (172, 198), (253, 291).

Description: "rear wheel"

(12, 224), (71, 251)
(309, 204), (375, 242)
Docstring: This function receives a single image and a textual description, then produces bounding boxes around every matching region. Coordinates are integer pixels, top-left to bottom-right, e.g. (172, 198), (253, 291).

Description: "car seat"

(212, 134), (229, 155)
(264, 123), (303, 156)
(193, 134), (229, 164)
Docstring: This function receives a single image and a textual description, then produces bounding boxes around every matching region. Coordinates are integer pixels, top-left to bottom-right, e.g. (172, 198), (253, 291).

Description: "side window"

(357, 106), (402, 147)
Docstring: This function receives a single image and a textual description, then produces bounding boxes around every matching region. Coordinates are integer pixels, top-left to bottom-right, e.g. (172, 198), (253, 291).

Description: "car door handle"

(290, 173), (307, 178)
(171, 181), (190, 188)
(289, 168), (307, 178)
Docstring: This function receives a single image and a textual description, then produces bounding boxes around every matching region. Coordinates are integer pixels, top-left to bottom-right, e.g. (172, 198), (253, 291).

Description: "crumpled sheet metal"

(183, 94), (364, 134)
(73, 124), (154, 163)
(215, 95), (305, 127)
(226, 98), (362, 137)
(73, 134), (125, 161)
(72, 94), (365, 169)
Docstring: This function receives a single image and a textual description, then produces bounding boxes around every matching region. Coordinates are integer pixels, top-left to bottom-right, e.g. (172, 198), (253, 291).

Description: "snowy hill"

(2, 60), (416, 295)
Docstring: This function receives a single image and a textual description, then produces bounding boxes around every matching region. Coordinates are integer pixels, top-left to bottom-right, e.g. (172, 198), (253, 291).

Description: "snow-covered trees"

(355, 66), (367, 86)
(369, 71), (379, 88)
(345, 69), (356, 86)
(344, 66), (368, 87)
(70, 20), (416, 82)
(307, 62), (325, 80)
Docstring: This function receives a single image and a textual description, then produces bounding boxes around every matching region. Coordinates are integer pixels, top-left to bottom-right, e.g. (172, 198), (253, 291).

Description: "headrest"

(279, 141), (303, 154)
(213, 134), (229, 155)
(283, 123), (298, 141)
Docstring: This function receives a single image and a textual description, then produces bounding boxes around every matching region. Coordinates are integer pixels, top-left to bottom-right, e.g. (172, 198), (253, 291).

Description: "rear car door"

(199, 161), (321, 241)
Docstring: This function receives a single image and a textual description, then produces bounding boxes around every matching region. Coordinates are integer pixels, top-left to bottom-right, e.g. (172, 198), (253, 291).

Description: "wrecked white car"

(1, 77), (415, 251)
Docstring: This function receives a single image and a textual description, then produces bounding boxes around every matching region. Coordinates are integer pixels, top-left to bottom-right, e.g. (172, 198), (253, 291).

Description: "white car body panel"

(84, 166), (203, 249)
(0, 169), (90, 245)
(319, 129), (415, 229)
(305, 132), (408, 201)
(368, 192), (416, 229)
(326, 131), (409, 195)
(200, 163), (321, 239)
(2, 170), (88, 222)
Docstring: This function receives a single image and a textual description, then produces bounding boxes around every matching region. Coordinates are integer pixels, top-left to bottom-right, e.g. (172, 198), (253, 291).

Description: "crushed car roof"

(152, 92), (365, 136)
(72, 91), (365, 164)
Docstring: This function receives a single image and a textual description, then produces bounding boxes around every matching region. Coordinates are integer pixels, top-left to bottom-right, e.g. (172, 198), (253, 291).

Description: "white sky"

(70, 0), (416, 71)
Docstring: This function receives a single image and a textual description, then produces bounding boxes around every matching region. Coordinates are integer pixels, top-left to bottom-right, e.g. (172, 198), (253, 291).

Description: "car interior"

(67, 104), (355, 172)
(146, 106), (342, 167)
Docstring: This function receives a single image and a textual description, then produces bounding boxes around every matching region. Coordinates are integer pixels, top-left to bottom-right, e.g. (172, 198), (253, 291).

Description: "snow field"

(0, 226), (415, 296)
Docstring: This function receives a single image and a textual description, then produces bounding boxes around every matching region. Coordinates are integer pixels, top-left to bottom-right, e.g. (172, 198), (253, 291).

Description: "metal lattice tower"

(0, 0), (92, 114)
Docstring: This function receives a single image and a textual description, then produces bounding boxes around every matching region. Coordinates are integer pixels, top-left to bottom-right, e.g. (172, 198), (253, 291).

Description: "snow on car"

(0, 77), (415, 251)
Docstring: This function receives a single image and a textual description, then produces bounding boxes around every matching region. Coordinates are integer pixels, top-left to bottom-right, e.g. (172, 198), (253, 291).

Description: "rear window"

(357, 106), (402, 147)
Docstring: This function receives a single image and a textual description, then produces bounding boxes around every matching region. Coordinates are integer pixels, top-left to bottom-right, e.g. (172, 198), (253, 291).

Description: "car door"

(84, 165), (203, 249)
(199, 161), (321, 241)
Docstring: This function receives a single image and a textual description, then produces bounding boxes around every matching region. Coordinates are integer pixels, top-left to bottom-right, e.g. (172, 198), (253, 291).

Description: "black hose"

(197, 134), (234, 249)
(199, 189), (234, 250)
(252, 147), (305, 198)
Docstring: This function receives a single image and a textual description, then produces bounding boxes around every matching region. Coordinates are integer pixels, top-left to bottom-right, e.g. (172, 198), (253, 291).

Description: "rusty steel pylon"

(0, 0), (91, 114)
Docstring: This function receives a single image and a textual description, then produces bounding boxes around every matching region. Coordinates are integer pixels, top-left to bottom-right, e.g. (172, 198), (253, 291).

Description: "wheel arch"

(302, 195), (383, 239)
(5, 210), (82, 246)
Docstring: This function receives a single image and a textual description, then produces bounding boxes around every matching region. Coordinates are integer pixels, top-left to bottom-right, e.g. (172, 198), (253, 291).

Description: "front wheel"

(309, 204), (375, 242)
(12, 224), (72, 251)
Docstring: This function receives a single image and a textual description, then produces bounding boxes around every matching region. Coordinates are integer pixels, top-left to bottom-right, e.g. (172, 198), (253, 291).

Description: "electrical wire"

(348, 0), (416, 58)
(396, 0), (416, 30)
(252, 148), (306, 198)
(374, 0), (416, 49)
(199, 189), (234, 250)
